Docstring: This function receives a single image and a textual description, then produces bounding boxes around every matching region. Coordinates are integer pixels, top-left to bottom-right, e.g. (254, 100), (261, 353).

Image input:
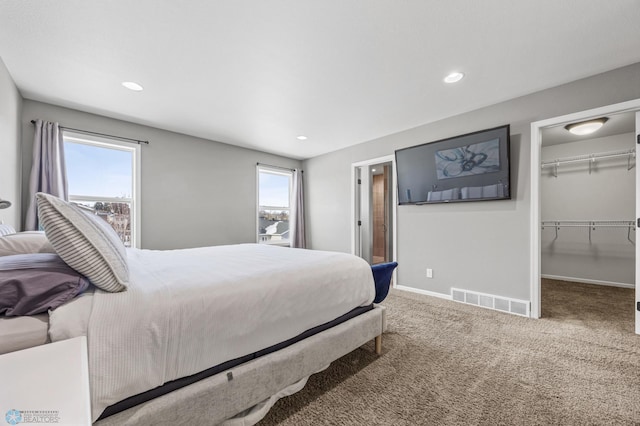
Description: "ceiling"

(1, 1), (639, 160)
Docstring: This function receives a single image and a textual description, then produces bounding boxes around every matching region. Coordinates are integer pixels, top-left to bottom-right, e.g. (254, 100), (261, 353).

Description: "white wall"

(303, 62), (640, 301)
(0, 57), (21, 229)
(541, 132), (635, 286)
(21, 100), (301, 249)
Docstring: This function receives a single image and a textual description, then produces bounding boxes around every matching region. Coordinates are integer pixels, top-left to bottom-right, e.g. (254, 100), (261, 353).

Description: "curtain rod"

(256, 162), (302, 173)
(30, 120), (150, 145)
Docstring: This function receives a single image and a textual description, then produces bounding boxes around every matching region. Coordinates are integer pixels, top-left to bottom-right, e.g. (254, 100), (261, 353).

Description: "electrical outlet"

(426, 268), (433, 278)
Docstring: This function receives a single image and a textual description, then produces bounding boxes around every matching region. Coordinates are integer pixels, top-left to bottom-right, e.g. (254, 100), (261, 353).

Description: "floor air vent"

(451, 288), (530, 317)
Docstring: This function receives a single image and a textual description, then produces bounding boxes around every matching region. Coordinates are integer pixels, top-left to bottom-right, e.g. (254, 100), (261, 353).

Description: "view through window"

(257, 167), (292, 245)
(64, 134), (139, 247)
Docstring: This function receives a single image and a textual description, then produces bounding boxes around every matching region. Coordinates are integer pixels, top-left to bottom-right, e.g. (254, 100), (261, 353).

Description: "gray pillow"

(0, 231), (55, 257)
(36, 192), (129, 292)
(0, 253), (90, 316)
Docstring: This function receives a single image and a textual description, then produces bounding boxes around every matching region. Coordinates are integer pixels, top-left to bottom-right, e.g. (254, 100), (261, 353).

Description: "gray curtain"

(290, 169), (306, 248)
(25, 120), (68, 230)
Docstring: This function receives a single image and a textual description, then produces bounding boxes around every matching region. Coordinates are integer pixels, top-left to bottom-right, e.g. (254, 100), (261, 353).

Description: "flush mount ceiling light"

(564, 117), (608, 135)
(296, 135), (308, 141)
(122, 81), (144, 91)
(444, 72), (464, 84)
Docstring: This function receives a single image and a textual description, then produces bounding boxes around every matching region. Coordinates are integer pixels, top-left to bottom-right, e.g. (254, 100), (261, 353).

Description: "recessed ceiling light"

(296, 135), (308, 141)
(444, 72), (464, 84)
(565, 117), (608, 135)
(122, 81), (144, 91)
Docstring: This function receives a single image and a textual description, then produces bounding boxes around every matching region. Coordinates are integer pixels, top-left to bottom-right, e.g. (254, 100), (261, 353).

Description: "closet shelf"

(541, 149), (635, 177)
(541, 220), (636, 244)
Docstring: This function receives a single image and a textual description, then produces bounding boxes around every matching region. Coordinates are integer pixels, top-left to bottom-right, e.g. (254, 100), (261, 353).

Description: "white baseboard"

(394, 285), (452, 300)
(542, 274), (635, 289)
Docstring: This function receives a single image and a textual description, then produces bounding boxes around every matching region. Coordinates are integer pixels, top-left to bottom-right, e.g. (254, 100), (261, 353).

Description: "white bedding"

(50, 244), (375, 422)
(0, 314), (49, 354)
(48, 287), (94, 342)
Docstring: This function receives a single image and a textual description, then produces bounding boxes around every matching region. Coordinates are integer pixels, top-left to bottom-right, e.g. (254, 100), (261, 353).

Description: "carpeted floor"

(259, 279), (640, 425)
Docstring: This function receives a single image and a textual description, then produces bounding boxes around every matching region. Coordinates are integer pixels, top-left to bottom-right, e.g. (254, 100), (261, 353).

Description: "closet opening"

(540, 112), (636, 330)
(533, 105), (640, 333)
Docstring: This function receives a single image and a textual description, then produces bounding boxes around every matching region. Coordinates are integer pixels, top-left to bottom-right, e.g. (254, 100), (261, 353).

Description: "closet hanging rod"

(541, 220), (635, 228)
(541, 149), (635, 168)
(541, 220), (635, 244)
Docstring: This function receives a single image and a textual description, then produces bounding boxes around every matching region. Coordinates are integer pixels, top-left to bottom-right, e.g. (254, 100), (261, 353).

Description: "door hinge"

(357, 220), (362, 226)
(357, 179), (362, 185)
(637, 301), (640, 312)
(637, 134), (640, 144)
(637, 218), (640, 228)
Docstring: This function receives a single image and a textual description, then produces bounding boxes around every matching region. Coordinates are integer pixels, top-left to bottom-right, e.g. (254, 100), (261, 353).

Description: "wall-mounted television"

(395, 125), (511, 205)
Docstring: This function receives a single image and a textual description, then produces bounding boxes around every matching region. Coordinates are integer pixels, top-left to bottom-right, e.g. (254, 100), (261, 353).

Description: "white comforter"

(70, 244), (374, 421)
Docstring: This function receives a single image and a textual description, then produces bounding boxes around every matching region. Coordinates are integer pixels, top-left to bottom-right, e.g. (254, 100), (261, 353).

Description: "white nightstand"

(0, 336), (91, 425)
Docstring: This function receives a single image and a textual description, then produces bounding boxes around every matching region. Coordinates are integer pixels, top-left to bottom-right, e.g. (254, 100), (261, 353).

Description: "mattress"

(49, 243), (375, 421)
(95, 306), (386, 426)
(0, 314), (49, 355)
(99, 304), (373, 420)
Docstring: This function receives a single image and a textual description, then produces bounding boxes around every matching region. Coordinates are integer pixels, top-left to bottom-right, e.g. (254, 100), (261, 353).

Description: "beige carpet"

(259, 280), (640, 425)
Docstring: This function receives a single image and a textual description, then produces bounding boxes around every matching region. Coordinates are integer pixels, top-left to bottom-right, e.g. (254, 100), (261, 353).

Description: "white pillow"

(36, 192), (129, 292)
(0, 224), (16, 237)
(0, 232), (55, 257)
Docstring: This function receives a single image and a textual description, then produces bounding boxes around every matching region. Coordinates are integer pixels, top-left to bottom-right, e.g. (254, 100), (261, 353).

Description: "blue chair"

(371, 262), (398, 303)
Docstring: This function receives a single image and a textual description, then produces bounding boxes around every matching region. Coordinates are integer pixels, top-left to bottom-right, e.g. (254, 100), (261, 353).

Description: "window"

(63, 132), (141, 248)
(257, 166), (292, 246)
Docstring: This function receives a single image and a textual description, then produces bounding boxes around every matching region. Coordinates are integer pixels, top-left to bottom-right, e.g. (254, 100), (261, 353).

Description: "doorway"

(351, 155), (398, 270)
(530, 99), (640, 334)
(371, 164), (392, 264)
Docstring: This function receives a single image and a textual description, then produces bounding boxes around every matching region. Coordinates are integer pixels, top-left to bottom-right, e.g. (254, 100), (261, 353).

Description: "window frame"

(63, 131), (142, 248)
(256, 165), (293, 247)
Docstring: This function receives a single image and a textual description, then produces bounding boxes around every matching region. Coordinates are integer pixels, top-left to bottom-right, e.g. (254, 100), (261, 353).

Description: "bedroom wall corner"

(0, 56), (22, 230)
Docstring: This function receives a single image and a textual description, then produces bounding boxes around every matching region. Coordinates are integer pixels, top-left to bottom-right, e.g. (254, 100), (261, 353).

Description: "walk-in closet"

(540, 112), (636, 323)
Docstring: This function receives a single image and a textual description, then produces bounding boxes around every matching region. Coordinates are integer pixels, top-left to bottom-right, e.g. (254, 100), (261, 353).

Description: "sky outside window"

(65, 141), (133, 198)
(259, 171), (290, 207)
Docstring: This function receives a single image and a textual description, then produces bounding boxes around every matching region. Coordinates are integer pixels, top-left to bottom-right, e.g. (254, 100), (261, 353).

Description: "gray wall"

(303, 62), (640, 301)
(0, 57), (22, 229)
(21, 100), (301, 249)
(541, 133), (635, 286)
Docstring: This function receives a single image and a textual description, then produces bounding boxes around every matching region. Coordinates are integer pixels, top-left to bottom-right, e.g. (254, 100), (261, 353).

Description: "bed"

(0, 193), (391, 425)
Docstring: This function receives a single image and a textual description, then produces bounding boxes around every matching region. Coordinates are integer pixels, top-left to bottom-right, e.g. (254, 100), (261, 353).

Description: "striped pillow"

(35, 193), (128, 292)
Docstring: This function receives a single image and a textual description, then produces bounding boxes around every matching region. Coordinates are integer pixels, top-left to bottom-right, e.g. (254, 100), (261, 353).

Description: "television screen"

(395, 125), (511, 205)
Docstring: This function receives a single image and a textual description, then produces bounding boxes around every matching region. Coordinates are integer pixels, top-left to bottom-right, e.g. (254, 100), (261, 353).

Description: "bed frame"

(95, 305), (386, 425)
